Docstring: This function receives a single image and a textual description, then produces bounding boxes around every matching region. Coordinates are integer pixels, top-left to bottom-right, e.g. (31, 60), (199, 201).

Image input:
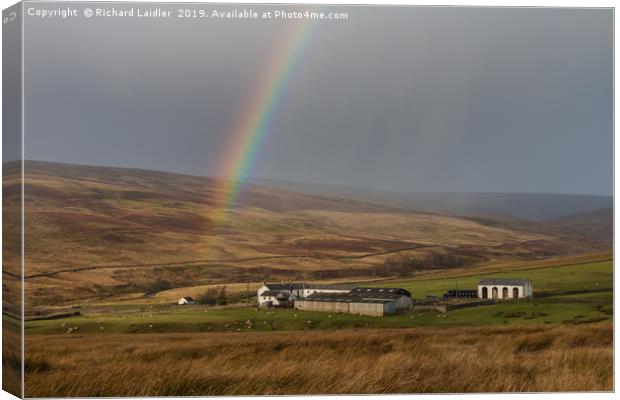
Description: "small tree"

(217, 286), (228, 305)
(197, 287), (220, 305)
(197, 286), (228, 306)
(145, 279), (172, 294)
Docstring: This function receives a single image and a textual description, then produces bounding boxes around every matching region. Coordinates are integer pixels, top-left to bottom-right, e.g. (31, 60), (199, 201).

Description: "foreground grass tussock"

(24, 323), (612, 396)
(3, 329), (22, 396)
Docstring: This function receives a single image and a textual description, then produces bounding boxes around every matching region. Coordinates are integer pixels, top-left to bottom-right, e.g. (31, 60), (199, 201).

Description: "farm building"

(348, 288), (413, 311)
(478, 278), (533, 300)
(257, 282), (354, 308)
(295, 287), (413, 317)
(257, 290), (294, 308)
(177, 296), (195, 305)
(299, 284), (357, 298)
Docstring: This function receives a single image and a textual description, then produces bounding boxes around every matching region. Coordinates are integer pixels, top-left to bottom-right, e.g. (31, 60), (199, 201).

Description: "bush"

(197, 286), (227, 306)
(145, 279), (172, 294)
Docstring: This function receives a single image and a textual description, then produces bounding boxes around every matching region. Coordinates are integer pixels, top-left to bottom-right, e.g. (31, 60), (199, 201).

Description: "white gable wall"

(257, 285), (270, 297)
(478, 283), (532, 299)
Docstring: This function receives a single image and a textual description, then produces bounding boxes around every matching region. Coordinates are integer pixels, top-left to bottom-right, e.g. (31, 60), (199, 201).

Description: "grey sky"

(21, 4), (613, 195)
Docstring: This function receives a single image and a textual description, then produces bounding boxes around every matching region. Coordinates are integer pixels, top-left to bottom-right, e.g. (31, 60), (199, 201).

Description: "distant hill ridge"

(9, 160), (610, 222)
(545, 207), (612, 242)
(247, 178), (612, 221)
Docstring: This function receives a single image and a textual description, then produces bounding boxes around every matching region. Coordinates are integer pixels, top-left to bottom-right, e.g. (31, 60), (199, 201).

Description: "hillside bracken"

(18, 161), (610, 309)
(24, 323), (612, 396)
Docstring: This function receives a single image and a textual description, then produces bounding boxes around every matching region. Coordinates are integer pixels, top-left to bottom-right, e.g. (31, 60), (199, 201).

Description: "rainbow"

(212, 10), (324, 222)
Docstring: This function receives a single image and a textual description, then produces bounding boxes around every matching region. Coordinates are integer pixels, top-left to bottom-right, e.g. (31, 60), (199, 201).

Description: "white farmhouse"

(257, 290), (294, 308)
(478, 278), (533, 300)
(257, 283), (301, 308)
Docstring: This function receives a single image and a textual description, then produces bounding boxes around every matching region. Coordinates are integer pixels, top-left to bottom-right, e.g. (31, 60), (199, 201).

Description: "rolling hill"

(544, 208), (613, 242)
(248, 178), (612, 221)
(4, 161), (611, 308)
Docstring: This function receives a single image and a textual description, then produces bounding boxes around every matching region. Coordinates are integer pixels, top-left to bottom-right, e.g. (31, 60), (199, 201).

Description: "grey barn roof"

(263, 283), (356, 291)
(478, 278), (532, 286)
(259, 290), (283, 297)
(302, 293), (395, 304)
(304, 287), (411, 303)
(263, 283), (306, 290)
(306, 284), (357, 290)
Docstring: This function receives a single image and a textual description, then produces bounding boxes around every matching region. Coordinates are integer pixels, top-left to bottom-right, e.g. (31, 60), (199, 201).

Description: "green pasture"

(24, 293), (611, 335)
(371, 261), (613, 299)
(22, 260), (613, 335)
(2, 314), (22, 333)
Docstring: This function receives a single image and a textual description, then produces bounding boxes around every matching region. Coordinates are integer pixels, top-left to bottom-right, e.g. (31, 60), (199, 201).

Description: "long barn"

(295, 288), (412, 317)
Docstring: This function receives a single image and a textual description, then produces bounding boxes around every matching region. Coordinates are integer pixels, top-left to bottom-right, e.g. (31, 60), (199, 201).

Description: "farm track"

(21, 243), (438, 280)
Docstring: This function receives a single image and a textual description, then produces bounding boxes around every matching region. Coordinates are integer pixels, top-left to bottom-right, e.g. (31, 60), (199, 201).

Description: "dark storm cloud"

(23, 4), (612, 195)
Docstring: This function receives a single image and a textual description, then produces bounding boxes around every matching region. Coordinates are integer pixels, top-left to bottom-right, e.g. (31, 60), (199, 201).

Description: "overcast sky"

(21, 5), (613, 195)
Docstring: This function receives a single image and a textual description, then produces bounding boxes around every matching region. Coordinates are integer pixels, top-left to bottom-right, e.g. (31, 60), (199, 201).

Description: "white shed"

(178, 296), (195, 305)
(478, 278), (533, 300)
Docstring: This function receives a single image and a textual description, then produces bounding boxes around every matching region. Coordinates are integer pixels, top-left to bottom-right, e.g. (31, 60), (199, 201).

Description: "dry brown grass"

(3, 329), (22, 397)
(24, 323), (612, 396)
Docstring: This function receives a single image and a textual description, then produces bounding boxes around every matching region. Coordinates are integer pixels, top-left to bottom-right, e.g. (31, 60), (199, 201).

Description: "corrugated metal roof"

(306, 284), (357, 290)
(301, 294), (395, 304)
(304, 287), (411, 304)
(259, 290), (283, 297)
(263, 282), (357, 291)
(263, 283), (306, 290)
